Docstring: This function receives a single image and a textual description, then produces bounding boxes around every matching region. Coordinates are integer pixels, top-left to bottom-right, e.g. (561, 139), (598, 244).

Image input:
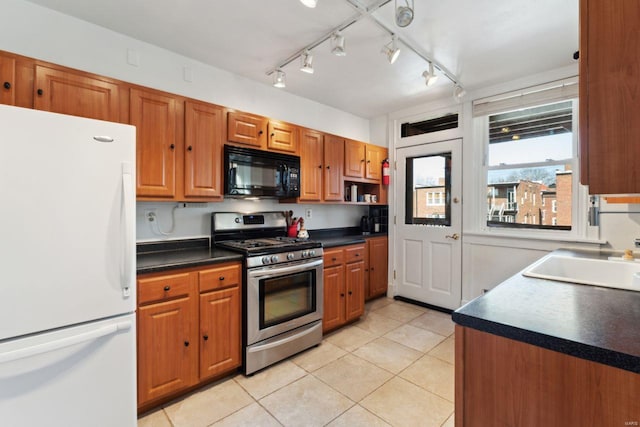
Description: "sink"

(523, 255), (640, 291)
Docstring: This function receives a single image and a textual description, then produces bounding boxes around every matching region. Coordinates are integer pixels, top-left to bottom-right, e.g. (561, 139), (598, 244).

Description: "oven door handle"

(249, 258), (323, 279)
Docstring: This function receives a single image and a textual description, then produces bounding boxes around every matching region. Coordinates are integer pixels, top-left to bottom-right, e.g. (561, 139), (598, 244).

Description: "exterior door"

(395, 139), (462, 310)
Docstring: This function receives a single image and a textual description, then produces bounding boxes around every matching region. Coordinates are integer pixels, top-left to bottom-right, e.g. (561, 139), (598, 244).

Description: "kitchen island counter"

(452, 248), (640, 373)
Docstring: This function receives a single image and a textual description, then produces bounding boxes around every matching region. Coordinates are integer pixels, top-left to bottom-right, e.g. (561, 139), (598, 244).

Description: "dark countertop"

(137, 238), (243, 274)
(309, 227), (387, 248)
(452, 248), (640, 374)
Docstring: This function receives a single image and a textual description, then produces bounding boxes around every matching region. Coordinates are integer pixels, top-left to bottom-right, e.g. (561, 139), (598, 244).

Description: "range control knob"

(261, 256), (270, 265)
(270, 255), (279, 263)
(287, 253), (295, 260)
(301, 250), (309, 258)
(309, 250), (316, 257)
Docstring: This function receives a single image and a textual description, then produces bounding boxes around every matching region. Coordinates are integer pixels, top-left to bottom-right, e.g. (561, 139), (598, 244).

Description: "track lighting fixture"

(273, 69), (286, 88)
(395, 0), (414, 28)
(422, 62), (438, 86)
(331, 32), (346, 57)
(382, 35), (401, 64)
(300, 50), (314, 74)
(300, 0), (318, 7)
(453, 84), (466, 101)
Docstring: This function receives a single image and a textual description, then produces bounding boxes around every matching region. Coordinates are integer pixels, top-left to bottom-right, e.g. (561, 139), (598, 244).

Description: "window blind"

(473, 76), (578, 117)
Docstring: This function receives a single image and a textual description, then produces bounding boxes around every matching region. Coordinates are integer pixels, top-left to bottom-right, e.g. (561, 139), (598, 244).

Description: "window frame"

(475, 97), (593, 240)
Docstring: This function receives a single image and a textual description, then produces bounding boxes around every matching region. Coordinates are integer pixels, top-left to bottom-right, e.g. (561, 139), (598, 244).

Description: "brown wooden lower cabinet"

(136, 262), (241, 411)
(322, 244), (365, 333)
(455, 325), (640, 427)
(366, 236), (388, 300)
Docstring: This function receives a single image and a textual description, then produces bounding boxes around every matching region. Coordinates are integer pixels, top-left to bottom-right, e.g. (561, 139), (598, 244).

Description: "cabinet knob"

(271, 133), (275, 138)
(340, 293), (345, 297)
(355, 253), (360, 257)
(37, 88), (43, 96)
(360, 159), (365, 163)
(259, 130), (264, 135)
(3, 82), (10, 90)
(203, 335), (209, 341)
(184, 341), (190, 347)
(219, 276), (225, 281)
(169, 144), (175, 150)
(367, 160), (371, 164)
(370, 267), (374, 271)
(348, 291), (353, 295)
(332, 257), (337, 261)
(318, 165), (322, 169)
(326, 165), (331, 170)
(163, 285), (171, 291)
(187, 145), (193, 151)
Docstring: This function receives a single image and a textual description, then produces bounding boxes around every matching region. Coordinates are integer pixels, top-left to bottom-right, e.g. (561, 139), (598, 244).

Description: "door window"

(404, 153), (452, 226)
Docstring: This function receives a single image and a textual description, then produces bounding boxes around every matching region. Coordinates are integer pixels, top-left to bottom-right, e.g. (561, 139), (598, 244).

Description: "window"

(405, 153), (451, 225)
(482, 100), (575, 230)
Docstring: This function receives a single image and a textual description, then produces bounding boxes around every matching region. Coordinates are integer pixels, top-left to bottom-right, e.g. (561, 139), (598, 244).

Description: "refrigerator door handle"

(122, 162), (134, 297)
(0, 321), (132, 364)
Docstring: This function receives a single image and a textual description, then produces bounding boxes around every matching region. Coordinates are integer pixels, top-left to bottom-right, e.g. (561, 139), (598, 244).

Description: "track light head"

(395, 0), (414, 27)
(331, 32), (346, 57)
(382, 35), (401, 64)
(273, 69), (286, 88)
(300, 0), (317, 7)
(422, 63), (438, 86)
(300, 50), (314, 74)
(453, 84), (466, 101)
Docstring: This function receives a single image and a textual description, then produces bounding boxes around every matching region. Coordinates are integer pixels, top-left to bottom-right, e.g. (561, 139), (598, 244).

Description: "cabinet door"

(227, 111), (267, 149)
(344, 139), (366, 178)
(131, 88), (178, 198)
(0, 55), (15, 105)
(323, 264), (345, 333)
(199, 286), (241, 380)
(365, 145), (384, 182)
(324, 135), (344, 201)
(137, 297), (197, 405)
(34, 65), (121, 122)
(300, 128), (323, 201)
(580, 0), (640, 194)
(184, 101), (223, 198)
(345, 260), (365, 321)
(268, 120), (298, 153)
(368, 237), (388, 298)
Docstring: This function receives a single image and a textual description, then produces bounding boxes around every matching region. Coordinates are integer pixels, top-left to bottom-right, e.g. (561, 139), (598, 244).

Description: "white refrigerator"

(0, 105), (137, 426)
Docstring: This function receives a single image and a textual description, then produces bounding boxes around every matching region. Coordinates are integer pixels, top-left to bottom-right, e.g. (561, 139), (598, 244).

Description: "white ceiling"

(24, 0), (578, 118)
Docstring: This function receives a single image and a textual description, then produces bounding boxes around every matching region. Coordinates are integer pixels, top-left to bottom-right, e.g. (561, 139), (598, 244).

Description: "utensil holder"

(287, 224), (298, 238)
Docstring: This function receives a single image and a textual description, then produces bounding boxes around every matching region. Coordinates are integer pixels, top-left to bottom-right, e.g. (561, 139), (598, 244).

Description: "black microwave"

(224, 145), (300, 198)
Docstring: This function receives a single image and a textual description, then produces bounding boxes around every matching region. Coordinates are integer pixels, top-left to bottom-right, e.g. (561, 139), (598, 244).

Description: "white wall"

(1, 0), (370, 141)
(137, 201), (369, 242)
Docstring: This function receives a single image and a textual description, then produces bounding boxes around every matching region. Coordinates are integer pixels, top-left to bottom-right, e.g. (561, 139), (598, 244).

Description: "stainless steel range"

(211, 212), (323, 375)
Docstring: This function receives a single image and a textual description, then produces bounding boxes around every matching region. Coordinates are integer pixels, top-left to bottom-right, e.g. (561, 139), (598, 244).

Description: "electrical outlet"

(144, 209), (157, 222)
(305, 208), (312, 219)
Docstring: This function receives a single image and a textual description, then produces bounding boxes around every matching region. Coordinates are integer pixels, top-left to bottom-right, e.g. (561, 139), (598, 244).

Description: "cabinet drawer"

(199, 263), (241, 292)
(324, 249), (345, 267)
(138, 272), (192, 305)
(345, 245), (366, 264)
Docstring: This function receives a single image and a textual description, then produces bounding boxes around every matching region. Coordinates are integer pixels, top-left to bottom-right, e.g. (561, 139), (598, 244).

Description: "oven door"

(246, 258), (323, 345)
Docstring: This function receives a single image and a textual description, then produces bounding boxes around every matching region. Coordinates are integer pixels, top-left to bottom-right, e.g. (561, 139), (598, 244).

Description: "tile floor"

(138, 298), (456, 427)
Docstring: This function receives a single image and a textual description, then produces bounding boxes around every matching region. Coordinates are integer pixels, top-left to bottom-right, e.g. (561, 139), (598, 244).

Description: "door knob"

(453, 197), (460, 203)
(445, 233), (460, 240)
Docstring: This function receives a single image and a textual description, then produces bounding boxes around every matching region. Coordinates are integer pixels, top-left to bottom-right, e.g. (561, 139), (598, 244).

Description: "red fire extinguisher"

(382, 158), (390, 185)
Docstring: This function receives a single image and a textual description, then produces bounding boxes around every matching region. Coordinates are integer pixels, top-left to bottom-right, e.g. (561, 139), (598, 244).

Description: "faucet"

(636, 238), (640, 248)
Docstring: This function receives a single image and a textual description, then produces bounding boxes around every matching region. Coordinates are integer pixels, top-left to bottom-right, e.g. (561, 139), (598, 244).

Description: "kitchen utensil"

(360, 216), (371, 234)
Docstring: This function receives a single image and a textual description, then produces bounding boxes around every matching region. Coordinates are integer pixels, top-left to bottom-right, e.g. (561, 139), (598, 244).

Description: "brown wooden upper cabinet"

(34, 65), (122, 122)
(299, 128), (324, 201)
(267, 119), (298, 154)
(130, 88), (179, 198)
(579, 0), (640, 194)
(0, 51), (35, 108)
(299, 130), (344, 202)
(227, 110), (268, 149)
(344, 139), (385, 183)
(184, 101), (224, 199)
(0, 54), (16, 106)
